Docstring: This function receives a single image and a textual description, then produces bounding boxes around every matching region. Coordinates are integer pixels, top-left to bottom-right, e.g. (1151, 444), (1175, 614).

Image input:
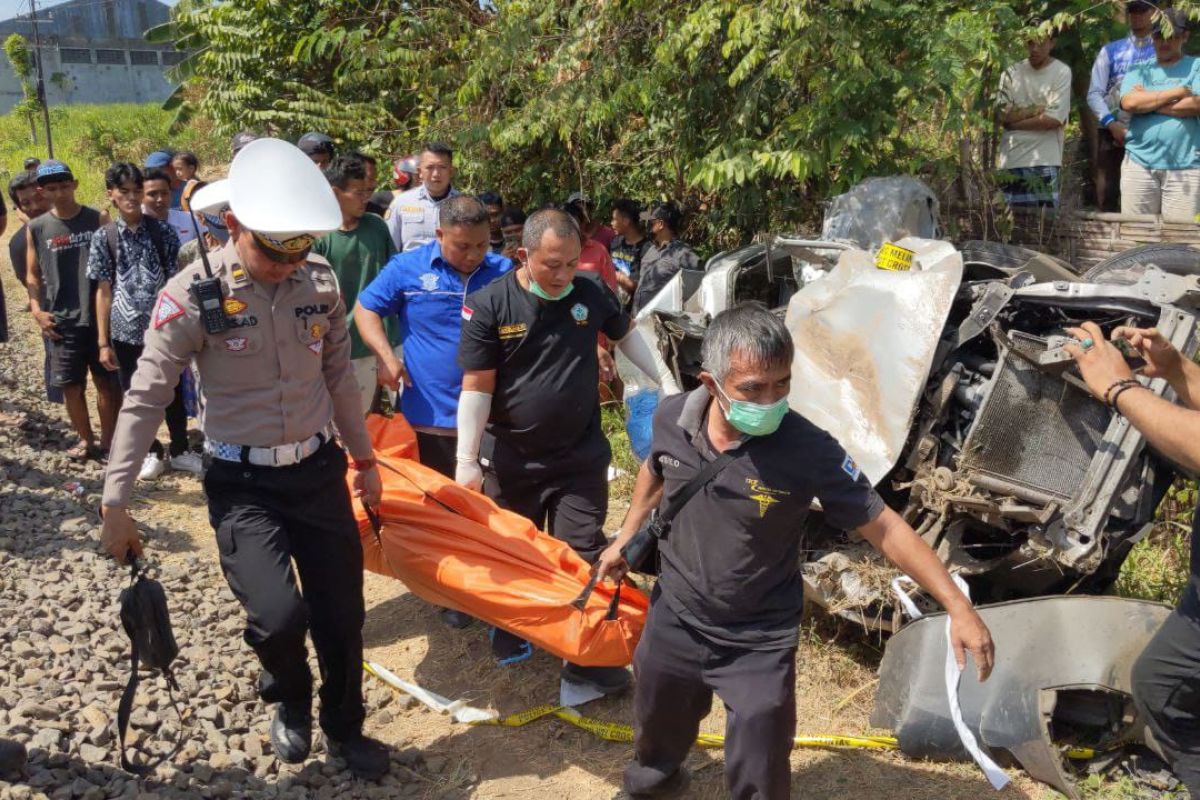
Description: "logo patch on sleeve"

(309, 323), (324, 339)
(224, 336), (248, 352)
(461, 305), (474, 322)
(307, 340), (323, 355)
(223, 297), (247, 315)
(842, 455), (862, 481)
(153, 292), (185, 329)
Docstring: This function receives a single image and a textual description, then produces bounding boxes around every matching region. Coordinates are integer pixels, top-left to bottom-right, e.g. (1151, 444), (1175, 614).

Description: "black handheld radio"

(185, 207), (229, 335)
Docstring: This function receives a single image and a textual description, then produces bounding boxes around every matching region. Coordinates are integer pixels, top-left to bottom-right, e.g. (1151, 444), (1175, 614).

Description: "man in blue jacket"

(1087, 1), (1156, 210)
(355, 195), (511, 477)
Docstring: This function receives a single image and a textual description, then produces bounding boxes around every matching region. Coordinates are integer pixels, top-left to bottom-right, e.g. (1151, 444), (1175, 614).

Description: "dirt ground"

(1, 236), (1069, 799)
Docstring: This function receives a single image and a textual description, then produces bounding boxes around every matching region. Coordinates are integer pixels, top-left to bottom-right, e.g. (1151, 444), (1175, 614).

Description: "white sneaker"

(138, 453), (166, 481)
(170, 451), (204, 475)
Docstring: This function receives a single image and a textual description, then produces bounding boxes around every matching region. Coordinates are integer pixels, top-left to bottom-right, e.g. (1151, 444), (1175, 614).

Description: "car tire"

(1082, 243), (1200, 285)
(959, 240), (1076, 282)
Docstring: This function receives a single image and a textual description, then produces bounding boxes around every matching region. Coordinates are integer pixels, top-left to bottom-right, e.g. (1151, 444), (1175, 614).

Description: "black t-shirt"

(28, 206), (102, 328)
(609, 234), (649, 282)
(650, 388), (885, 650)
(458, 270), (631, 470)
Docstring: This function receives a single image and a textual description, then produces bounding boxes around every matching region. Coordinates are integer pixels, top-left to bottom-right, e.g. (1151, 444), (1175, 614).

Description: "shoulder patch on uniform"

(153, 292), (185, 328)
(842, 455), (862, 481)
(307, 340), (323, 356)
(461, 305), (474, 322)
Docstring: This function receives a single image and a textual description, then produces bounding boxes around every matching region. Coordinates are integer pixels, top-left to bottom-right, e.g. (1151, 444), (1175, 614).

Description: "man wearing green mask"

(596, 303), (995, 800)
(455, 208), (678, 686)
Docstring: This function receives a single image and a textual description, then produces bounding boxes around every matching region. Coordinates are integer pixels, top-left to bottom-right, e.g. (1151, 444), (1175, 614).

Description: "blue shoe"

(489, 627), (533, 666)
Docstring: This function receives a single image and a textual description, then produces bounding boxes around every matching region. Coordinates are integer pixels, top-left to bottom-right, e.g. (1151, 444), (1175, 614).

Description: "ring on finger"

(1080, 337), (1095, 351)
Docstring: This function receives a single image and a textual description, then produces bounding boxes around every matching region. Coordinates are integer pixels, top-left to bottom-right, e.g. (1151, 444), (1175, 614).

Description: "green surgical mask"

(524, 263), (574, 301)
(713, 382), (789, 437)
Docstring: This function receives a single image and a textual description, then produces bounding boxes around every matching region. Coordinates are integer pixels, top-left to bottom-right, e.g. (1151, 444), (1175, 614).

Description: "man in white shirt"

(997, 30), (1073, 208)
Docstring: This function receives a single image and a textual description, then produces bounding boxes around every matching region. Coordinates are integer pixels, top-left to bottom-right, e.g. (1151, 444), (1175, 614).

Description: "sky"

(0, 0), (178, 25)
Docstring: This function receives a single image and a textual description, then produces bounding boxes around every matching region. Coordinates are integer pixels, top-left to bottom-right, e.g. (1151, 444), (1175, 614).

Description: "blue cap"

(35, 160), (73, 183)
(144, 150), (174, 169)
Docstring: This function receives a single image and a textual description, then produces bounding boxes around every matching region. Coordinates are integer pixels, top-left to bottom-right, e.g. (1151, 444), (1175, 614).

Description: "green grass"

(0, 103), (226, 210)
(1116, 480), (1194, 607)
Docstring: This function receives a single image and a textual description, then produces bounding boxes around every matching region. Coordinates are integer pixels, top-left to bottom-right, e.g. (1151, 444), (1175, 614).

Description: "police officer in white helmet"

(99, 139), (390, 779)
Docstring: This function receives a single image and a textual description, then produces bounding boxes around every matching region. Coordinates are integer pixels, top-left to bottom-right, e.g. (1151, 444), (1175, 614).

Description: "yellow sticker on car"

(875, 243), (915, 272)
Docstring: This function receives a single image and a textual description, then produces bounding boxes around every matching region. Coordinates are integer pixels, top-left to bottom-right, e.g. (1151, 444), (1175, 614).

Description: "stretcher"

(349, 414), (649, 667)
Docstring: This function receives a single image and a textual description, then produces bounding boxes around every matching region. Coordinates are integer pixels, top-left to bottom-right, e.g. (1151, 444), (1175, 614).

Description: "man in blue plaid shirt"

(87, 162), (201, 480)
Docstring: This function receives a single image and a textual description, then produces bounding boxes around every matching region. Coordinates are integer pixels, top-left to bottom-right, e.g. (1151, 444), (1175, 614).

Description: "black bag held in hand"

(117, 557), (183, 774)
(621, 451), (737, 576)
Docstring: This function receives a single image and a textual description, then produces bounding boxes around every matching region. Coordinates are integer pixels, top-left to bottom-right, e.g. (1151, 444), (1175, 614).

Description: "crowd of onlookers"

(997, 3), (1200, 221)
(0, 131), (701, 478)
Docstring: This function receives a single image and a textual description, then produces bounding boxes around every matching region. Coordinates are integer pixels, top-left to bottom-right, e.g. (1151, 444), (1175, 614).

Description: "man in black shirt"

(7, 170), (60, 403)
(608, 198), (646, 303)
(632, 201), (701, 313)
(455, 208), (677, 687)
(597, 304), (994, 800)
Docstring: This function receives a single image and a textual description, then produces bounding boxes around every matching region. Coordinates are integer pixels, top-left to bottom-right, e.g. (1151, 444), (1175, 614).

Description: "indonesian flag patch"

(153, 292), (185, 329)
(461, 305), (474, 322)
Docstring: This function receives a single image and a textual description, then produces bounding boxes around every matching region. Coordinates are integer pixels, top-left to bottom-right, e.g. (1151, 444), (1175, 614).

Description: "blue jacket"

(1088, 34), (1156, 127)
(358, 241), (511, 429)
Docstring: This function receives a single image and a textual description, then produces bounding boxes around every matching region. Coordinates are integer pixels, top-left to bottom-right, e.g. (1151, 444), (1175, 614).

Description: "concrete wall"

(0, 45), (175, 113)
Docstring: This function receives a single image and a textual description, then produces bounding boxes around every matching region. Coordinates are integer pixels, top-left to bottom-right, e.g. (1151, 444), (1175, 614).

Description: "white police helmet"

(227, 138), (340, 256)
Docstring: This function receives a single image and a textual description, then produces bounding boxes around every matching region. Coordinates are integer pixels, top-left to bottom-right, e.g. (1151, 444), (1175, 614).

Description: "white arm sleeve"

(616, 325), (681, 395)
(455, 390), (492, 464)
(1088, 47), (1114, 126)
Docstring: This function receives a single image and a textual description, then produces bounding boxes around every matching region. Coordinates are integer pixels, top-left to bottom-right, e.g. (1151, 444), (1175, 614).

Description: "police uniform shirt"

(650, 388), (885, 650)
(384, 185), (461, 253)
(457, 271), (631, 470)
(102, 242), (373, 508)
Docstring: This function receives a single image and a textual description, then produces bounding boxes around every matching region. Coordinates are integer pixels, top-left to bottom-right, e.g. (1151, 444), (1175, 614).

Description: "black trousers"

(204, 440), (366, 740)
(624, 593), (797, 800)
(1133, 605), (1200, 797)
(113, 340), (189, 457)
(415, 430), (456, 479)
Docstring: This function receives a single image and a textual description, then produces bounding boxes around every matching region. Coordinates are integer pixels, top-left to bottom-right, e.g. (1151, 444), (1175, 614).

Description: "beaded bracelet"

(1103, 378), (1140, 408)
(1111, 383), (1144, 415)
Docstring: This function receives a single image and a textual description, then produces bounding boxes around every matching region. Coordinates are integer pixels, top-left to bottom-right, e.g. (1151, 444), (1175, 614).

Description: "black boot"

(561, 663), (632, 695)
(328, 734), (390, 781)
(269, 702), (312, 764)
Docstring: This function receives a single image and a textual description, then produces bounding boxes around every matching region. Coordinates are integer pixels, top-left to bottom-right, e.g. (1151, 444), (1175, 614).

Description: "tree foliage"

(156, 0), (1200, 248)
(4, 33), (42, 122)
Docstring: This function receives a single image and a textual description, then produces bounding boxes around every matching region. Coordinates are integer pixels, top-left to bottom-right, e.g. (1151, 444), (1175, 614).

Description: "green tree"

(4, 33), (40, 145)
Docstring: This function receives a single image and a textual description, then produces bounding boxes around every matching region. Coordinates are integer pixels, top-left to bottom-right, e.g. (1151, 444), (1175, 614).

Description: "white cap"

(227, 138), (340, 242)
(187, 179), (230, 214)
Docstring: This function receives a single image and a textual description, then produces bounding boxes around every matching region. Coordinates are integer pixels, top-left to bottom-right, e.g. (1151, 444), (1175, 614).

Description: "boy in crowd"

(25, 160), (118, 461)
(8, 170), (61, 404)
(312, 153), (399, 413)
(498, 207), (526, 261)
(145, 150), (187, 209)
(144, 168), (198, 246)
(88, 162), (198, 479)
(609, 198), (647, 302)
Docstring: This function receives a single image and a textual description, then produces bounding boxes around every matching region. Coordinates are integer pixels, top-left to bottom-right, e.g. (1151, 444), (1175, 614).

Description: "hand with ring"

(1064, 321), (1135, 402)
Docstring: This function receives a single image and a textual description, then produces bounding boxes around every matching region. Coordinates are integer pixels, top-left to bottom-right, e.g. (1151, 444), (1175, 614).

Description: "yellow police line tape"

(364, 661), (1100, 760)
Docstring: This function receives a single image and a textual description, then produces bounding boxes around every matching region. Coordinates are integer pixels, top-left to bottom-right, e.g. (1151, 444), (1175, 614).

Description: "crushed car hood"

(784, 238), (963, 484)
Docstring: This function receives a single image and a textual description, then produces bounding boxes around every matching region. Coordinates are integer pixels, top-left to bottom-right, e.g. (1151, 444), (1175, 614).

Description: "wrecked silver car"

(631, 179), (1200, 630)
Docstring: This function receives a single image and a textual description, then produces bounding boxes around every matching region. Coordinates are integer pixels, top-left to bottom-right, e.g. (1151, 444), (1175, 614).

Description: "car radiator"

(963, 353), (1111, 503)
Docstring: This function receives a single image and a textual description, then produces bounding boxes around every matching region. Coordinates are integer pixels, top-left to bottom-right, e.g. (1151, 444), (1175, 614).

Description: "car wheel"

(1082, 243), (1200, 285)
(959, 240), (1077, 282)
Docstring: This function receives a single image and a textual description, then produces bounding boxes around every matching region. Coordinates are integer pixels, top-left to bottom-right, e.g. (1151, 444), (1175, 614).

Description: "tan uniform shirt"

(102, 242), (373, 507)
